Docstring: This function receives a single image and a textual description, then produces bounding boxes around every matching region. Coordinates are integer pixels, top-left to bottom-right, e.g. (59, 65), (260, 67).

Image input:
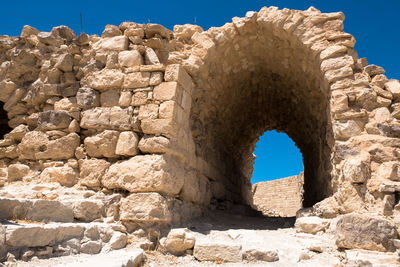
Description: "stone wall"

(252, 173), (304, 217)
(0, 6), (399, 249)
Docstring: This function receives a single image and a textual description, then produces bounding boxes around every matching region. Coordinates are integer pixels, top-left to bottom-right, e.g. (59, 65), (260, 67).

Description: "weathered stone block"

(77, 87), (100, 108)
(115, 131), (139, 156)
(7, 164), (29, 182)
(40, 166), (78, 187)
(102, 154), (184, 195)
(79, 158), (111, 189)
(335, 214), (398, 252)
(82, 69), (125, 90)
(80, 107), (132, 130)
(153, 82), (183, 101)
(120, 192), (172, 223)
(93, 36), (128, 51)
(138, 135), (171, 154)
(84, 130), (120, 158)
(123, 72), (150, 89)
(193, 240), (242, 262)
(118, 50), (142, 67)
(38, 110), (72, 130)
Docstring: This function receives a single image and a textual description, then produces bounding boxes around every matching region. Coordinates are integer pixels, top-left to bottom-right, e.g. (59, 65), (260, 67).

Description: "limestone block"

(76, 88), (98, 108)
(385, 80), (400, 101)
(153, 82), (183, 102)
(295, 216), (330, 234)
(191, 32), (215, 50)
(109, 232), (127, 250)
(160, 228), (195, 256)
(243, 249), (279, 262)
(37, 133), (80, 160)
(131, 91), (148, 106)
(193, 240), (242, 262)
(84, 130), (120, 158)
(9, 124), (29, 141)
(80, 241), (102, 254)
(79, 158), (111, 189)
(119, 91), (132, 107)
(141, 118), (176, 137)
(342, 158), (370, 183)
(115, 131), (139, 156)
(82, 69), (125, 90)
(371, 74), (389, 88)
(138, 135), (171, 154)
(7, 164), (29, 182)
(319, 45), (347, 60)
(55, 54), (73, 72)
(54, 97), (79, 112)
(38, 110), (72, 130)
(174, 24), (203, 39)
(320, 55), (354, 72)
(26, 199), (74, 223)
(51, 25), (75, 41)
(37, 31), (63, 46)
(119, 192), (172, 223)
(374, 107), (391, 123)
(4, 88), (26, 111)
(159, 100), (181, 120)
(335, 213), (398, 252)
(149, 71), (163, 86)
(324, 65), (353, 83)
(80, 107), (132, 130)
(18, 132), (80, 160)
(0, 79), (17, 102)
(71, 200), (104, 222)
(40, 166), (78, 187)
(102, 154), (184, 195)
(123, 72), (150, 89)
(144, 47), (160, 65)
(93, 36), (128, 51)
(118, 50), (142, 67)
(100, 89), (120, 107)
(138, 103), (158, 120)
(364, 64), (385, 77)
(21, 25), (39, 38)
(392, 103), (400, 119)
(372, 85), (393, 100)
(333, 120), (363, 140)
(144, 24), (172, 40)
(376, 161), (400, 181)
(102, 24), (122, 38)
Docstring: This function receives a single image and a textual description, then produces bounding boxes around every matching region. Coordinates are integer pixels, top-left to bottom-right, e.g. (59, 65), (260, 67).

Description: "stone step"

(15, 248), (145, 267)
(0, 196), (109, 223)
(0, 221), (129, 262)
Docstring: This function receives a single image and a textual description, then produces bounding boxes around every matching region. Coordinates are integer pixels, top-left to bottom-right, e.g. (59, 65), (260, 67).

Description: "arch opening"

(189, 22), (335, 211)
(251, 130), (303, 184)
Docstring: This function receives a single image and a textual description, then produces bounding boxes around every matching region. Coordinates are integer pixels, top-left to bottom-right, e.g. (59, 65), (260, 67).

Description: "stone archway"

(177, 6), (400, 217)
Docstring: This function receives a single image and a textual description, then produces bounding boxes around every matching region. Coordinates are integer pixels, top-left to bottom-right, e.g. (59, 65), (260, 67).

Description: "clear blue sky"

(1, 1), (398, 182)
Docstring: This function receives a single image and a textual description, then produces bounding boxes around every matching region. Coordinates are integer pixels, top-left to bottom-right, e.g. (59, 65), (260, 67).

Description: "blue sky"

(1, 0), (398, 182)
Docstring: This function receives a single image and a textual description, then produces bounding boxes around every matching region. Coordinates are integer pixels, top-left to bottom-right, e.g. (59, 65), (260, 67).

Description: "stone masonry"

(252, 173), (304, 217)
(0, 5), (400, 262)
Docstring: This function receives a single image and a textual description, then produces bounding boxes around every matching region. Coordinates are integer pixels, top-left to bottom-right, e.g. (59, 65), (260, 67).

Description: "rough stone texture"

(252, 174), (303, 217)
(40, 166), (78, 187)
(295, 216), (330, 234)
(335, 214), (398, 252)
(102, 155), (184, 195)
(160, 228), (195, 256)
(119, 192), (172, 223)
(193, 240), (242, 262)
(0, 6), (399, 261)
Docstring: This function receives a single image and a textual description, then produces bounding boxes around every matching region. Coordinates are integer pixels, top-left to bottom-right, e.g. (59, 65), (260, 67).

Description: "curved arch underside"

(188, 14), (335, 207)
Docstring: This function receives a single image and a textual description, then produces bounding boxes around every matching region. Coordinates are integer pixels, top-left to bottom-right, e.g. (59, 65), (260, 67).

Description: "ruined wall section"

(252, 173), (304, 217)
(0, 23), (208, 227)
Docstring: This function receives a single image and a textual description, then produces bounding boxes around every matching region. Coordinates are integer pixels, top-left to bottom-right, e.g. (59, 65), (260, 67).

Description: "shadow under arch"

(186, 8), (339, 209)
